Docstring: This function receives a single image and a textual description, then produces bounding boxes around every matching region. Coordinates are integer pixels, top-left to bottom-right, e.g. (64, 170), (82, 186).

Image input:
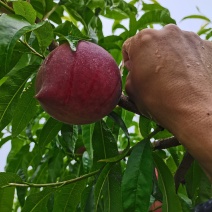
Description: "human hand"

(122, 24), (212, 180)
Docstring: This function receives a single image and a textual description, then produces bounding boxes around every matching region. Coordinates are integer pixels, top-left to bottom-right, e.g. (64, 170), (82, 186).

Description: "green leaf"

(22, 188), (55, 212)
(153, 152), (183, 212)
(34, 21), (54, 54)
(0, 14), (45, 78)
(0, 172), (23, 188)
(0, 14), (29, 78)
(12, 80), (37, 137)
(13, 1), (37, 24)
(94, 163), (122, 212)
(139, 115), (153, 138)
(38, 117), (62, 150)
(48, 149), (64, 182)
(61, 124), (78, 155)
(101, 163), (123, 212)
(6, 145), (30, 174)
(182, 15), (211, 22)
(82, 124), (94, 159)
(137, 9), (176, 29)
(92, 121), (119, 171)
(53, 180), (86, 212)
(122, 139), (154, 212)
(0, 187), (15, 212)
(54, 21), (90, 51)
(0, 65), (39, 131)
(94, 163), (113, 208)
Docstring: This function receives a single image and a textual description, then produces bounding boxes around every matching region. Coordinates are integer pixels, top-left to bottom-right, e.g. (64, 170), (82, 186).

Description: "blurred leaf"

(0, 172), (23, 187)
(142, 2), (165, 11)
(137, 9), (176, 29)
(129, 13), (137, 36)
(22, 188), (55, 212)
(6, 145), (30, 174)
(48, 149), (64, 182)
(12, 80), (37, 137)
(53, 179), (86, 212)
(0, 14), (45, 78)
(153, 153), (182, 212)
(38, 117), (62, 150)
(0, 65), (39, 131)
(0, 187), (15, 212)
(182, 15), (211, 22)
(122, 139), (154, 212)
(13, 1), (37, 24)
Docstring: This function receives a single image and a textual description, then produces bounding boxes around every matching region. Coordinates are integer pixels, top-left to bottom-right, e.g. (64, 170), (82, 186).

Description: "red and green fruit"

(35, 41), (122, 124)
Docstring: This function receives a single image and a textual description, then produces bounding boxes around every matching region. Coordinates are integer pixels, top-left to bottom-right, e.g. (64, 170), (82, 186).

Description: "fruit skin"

(35, 41), (122, 125)
(149, 201), (162, 212)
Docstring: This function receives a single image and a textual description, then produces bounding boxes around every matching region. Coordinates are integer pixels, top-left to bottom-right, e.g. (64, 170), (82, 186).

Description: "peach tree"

(0, 0), (211, 211)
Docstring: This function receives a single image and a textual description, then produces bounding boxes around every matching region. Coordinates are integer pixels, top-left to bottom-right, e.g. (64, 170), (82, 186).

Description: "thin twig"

(2, 169), (100, 189)
(19, 39), (45, 59)
(153, 137), (181, 149)
(0, 0), (14, 14)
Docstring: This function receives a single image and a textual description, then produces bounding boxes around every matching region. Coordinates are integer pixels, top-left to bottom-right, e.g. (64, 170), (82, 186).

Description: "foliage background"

(0, 0), (212, 211)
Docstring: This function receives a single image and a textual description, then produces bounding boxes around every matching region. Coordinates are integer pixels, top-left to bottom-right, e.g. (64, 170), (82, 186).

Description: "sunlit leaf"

(13, 1), (37, 24)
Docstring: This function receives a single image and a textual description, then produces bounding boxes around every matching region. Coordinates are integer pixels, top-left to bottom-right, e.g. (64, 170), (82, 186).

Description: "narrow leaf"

(182, 15), (211, 22)
(38, 117), (62, 150)
(0, 65), (39, 131)
(92, 121), (119, 171)
(0, 172), (23, 188)
(0, 187), (15, 212)
(12, 80), (37, 137)
(53, 180), (86, 212)
(122, 139), (154, 212)
(82, 124), (94, 159)
(153, 152), (182, 212)
(94, 163), (113, 208)
(22, 188), (55, 212)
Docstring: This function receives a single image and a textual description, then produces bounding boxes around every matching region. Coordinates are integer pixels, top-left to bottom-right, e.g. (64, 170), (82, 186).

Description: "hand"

(122, 24), (212, 180)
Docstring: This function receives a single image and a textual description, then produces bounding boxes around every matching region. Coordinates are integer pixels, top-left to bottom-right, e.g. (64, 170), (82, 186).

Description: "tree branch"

(0, 1), (14, 14)
(153, 137), (181, 149)
(118, 94), (140, 115)
(2, 169), (100, 189)
(174, 152), (194, 191)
